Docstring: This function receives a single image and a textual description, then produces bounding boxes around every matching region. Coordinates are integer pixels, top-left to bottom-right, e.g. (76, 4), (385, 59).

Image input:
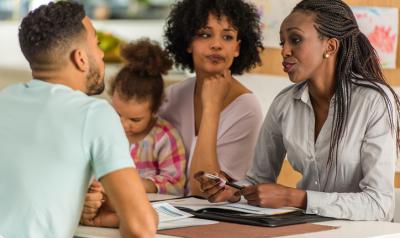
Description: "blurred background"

(0, 0), (186, 96)
(0, 0), (175, 20)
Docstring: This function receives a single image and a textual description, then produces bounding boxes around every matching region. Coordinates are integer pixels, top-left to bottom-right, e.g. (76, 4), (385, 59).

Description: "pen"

(204, 173), (244, 190)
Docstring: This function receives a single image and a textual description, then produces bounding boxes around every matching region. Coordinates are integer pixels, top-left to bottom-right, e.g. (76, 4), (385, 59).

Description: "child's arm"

(143, 124), (186, 195)
(141, 178), (158, 193)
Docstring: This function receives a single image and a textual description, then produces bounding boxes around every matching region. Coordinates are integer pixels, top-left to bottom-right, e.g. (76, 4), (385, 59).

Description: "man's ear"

(71, 48), (89, 72)
(326, 38), (339, 57)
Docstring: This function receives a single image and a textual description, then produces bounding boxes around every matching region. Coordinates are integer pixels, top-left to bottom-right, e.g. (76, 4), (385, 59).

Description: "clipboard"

(175, 206), (335, 227)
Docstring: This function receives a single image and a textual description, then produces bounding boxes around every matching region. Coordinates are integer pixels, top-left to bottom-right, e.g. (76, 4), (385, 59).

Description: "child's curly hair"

(164, 0), (264, 75)
(109, 38), (173, 112)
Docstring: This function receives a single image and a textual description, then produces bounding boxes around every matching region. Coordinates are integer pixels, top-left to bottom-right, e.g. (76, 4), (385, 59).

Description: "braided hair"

(293, 0), (400, 167)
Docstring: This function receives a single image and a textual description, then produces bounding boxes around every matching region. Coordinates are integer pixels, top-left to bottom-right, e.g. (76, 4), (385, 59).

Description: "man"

(0, 1), (157, 237)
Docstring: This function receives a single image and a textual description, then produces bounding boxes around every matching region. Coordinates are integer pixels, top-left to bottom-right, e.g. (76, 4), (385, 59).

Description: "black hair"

(293, 0), (400, 168)
(109, 38), (173, 113)
(18, 1), (86, 66)
(164, 0), (264, 74)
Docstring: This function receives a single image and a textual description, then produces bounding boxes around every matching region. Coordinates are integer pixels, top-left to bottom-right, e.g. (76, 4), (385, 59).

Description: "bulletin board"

(251, 0), (400, 86)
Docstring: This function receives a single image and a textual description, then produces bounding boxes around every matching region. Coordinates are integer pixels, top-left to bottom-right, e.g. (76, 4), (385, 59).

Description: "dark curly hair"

(109, 38), (173, 113)
(18, 1), (86, 67)
(293, 0), (400, 170)
(164, 0), (264, 75)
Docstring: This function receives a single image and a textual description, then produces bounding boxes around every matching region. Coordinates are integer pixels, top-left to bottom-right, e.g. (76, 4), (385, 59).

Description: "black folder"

(176, 206), (335, 227)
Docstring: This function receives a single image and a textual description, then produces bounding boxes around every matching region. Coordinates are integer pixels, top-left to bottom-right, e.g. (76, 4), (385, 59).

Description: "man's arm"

(100, 167), (158, 238)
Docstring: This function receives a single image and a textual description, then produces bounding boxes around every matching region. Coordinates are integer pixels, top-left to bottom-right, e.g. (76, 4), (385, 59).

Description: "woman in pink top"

(160, 0), (264, 195)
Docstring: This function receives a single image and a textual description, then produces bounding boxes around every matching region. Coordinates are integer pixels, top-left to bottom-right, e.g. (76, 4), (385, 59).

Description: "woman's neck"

(308, 81), (334, 104)
(308, 68), (336, 105)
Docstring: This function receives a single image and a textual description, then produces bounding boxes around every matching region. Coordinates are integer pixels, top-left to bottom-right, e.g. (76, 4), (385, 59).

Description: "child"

(81, 39), (187, 224)
(109, 38), (187, 195)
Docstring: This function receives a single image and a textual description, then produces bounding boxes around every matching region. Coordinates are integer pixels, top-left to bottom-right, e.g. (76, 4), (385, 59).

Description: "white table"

(75, 220), (400, 238)
(75, 226), (181, 238)
(286, 220), (400, 238)
(75, 194), (400, 238)
(74, 194), (182, 238)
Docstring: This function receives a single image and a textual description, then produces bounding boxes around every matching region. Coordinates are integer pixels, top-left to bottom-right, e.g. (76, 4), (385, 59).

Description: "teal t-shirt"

(0, 80), (134, 238)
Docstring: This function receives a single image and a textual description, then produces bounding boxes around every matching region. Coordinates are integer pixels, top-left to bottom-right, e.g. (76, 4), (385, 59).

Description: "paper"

(152, 202), (219, 230)
(352, 7), (399, 69)
(167, 197), (299, 215)
(158, 217), (218, 230)
(152, 202), (193, 222)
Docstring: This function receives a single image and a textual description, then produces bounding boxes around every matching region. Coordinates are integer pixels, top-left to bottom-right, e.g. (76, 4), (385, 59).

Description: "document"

(166, 197), (299, 215)
(152, 202), (193, 222)
(158, 218), (218, 230)
(163, 197), (335, 227)
(152, 202), (219, 230)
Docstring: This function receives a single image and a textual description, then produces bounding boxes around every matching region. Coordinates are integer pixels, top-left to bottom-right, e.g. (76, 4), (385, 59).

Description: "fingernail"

(219, 180), (226, 188)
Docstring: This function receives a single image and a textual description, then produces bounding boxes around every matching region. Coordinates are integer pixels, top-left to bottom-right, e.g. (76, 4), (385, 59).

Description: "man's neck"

(32, 69), (84, 92)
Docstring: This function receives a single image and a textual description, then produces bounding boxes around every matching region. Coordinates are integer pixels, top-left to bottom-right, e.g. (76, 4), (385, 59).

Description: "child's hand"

(89, 180), (105, 193)
(80, 181), (105, 223)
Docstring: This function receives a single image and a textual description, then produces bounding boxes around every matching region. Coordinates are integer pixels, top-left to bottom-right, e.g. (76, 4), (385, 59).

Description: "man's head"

(18, 1), (105, 95)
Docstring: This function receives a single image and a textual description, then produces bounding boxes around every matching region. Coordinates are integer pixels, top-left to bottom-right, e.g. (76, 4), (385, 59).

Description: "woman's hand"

(194, 171), (241, 203)
(241, 183), (307, 209)
(201, 69), (232, 112)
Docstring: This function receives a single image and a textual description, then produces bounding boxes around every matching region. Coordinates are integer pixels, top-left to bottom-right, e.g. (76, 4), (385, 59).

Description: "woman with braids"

(196, 0), (400, 221)
(160, 0), (264, 195)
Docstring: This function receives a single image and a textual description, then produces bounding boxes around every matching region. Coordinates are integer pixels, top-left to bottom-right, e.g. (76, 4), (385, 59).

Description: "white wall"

(0, 19), (294, 115)
(0, 20), (166, 91)
(0, 20), (165, 69)
(2, 19), (400, 115)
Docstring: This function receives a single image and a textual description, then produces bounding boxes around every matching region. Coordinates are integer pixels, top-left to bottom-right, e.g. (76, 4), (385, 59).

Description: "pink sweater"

(130, 117), (186, 195)
(159, 77), (263, 181)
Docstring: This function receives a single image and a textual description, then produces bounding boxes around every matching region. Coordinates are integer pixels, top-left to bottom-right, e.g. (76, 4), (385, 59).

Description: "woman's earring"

(323, 53), (330, 59)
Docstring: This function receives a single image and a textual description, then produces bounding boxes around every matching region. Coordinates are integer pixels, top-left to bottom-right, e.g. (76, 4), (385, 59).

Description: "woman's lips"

(207, 54), (225, 63)
(282, 61), (296, 73)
